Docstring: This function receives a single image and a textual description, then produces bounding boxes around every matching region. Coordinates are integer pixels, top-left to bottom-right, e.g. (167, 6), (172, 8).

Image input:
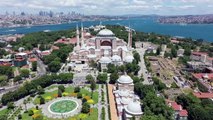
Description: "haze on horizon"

(0, 0), (213, 15)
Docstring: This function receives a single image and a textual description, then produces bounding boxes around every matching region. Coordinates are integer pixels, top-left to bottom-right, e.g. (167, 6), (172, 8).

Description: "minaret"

(128, 27), (132, 49)
(81, 22), (84, 46)
(76, 25), (80, 47)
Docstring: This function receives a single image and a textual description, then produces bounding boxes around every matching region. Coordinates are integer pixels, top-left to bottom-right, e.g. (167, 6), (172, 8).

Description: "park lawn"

(69, 108), (98, 120)
(0, 108), (11, 115)
(22, 108), (42, 120)
(34, 86), (98, 105)
(92, 91), (99, 104)
(34, 86), (75, 105)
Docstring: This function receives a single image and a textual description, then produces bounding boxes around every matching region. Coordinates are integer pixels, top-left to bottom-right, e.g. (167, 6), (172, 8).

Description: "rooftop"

(193, 92), (213, 99)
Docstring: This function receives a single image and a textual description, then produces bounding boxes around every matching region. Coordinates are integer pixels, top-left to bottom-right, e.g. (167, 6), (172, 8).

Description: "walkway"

(136, 45), (152, 85)
(107, 84), (118, 120)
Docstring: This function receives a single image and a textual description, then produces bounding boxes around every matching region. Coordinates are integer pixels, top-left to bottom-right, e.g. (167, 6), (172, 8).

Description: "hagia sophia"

(69, 24), (134, 70)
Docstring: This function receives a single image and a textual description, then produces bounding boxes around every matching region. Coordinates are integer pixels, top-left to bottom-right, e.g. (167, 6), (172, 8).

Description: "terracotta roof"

(69, 37), (77, 44)
(207, 57), (213, 61)
(192, 73), (213, 80)
(171, 102), (182, 111)
(179, 110), (188, 117)
(193, 92), (213, 99)
(51, 46), (60, 50)
(192, 52), (208, 56)
(41, 51), (51, 56)
(171, 40), (180, 43)
(28, 58), (37, 62)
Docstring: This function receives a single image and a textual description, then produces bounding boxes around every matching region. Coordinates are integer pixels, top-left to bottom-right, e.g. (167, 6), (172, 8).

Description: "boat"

(8, 29), (16, 32)
(43, 30), (51, 32)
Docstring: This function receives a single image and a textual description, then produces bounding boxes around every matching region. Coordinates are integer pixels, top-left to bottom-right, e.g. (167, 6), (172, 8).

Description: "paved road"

(136, 46), (153, 85)
(36, 56), (47, 76)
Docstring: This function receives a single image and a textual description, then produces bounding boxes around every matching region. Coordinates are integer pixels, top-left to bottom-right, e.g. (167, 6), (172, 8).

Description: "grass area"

(182, 88), (193, 94)
(22, 108), (42, 120)
(34, 86), (98, 105)
(22, 108), (98, 120)
(0, 108), (11, 116)
(69, 108), (98, 120)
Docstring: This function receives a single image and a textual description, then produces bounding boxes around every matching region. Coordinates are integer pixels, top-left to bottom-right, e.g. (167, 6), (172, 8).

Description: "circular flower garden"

(49, 100), (78, 114)
(47, 98), (79, 117)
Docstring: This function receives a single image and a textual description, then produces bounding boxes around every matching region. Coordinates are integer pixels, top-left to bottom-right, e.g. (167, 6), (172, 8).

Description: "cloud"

(0, 0), (212, 15)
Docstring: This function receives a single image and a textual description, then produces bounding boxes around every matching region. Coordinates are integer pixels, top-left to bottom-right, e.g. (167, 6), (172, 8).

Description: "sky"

(0, 0), (213, 15)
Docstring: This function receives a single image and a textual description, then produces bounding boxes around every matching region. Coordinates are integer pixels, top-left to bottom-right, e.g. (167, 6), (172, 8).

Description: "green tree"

(13, 75), (22, 82)
(57, 73), (73, 83)
(28, 110), (34, 116)
(176, 93), (200, 109)
(82, 102), (90, 113)
(77, 93), (82, 99)
(7, 102), (15, 109)
(48, 60), (61, 73)
(58, 85), (65, 92)
(32, 61), (37, 71)
(171, 47), (177, 58)
(109, 72), (119, 84)
(20, 69), (30, 78)
(90, 80), (96, 92)
(0, 66), (13, 78)
(188, 104), (211, 120)
(141, 115), (165, 120)
(133, 51), (141, 64)
(156, 46), (162, 55)
(118, 65), (126, 73)
(40, 97), (45, 104)
(74, 87), (80, 93)
(58, 89), (62, 97)
(86, 74), (94, 83)
(97, 73), (108, 84)
(37, 86), (44, 95)
(107, 63), (117, 73)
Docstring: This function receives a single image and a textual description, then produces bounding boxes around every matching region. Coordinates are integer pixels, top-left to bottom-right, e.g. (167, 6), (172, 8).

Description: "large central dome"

(117, 75), (133, 84)
(98, 29), (114, 37)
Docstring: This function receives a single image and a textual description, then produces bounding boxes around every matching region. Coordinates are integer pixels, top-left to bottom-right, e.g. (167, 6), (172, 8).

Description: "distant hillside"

(157, 14), (213, 24)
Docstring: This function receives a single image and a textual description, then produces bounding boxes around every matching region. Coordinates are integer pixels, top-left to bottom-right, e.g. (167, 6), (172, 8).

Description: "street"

(136, 43), (153, 85)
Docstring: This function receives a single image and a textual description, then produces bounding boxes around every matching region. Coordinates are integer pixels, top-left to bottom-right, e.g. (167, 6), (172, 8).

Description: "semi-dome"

(117, 75), (133, 84)
(99, 56), (112, 64)
(118, 90), (129, 97)
(112, 55), (121, 62)
(85, 32), (91, 36)
(121, 97), (131, 105)
(125, 101), (143, 115)
(124, 55), (134, 63)
(98, 29), (114, 37)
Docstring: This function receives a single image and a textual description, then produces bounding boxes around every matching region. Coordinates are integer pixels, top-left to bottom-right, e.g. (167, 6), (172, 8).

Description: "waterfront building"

(69, 24), (134, 71)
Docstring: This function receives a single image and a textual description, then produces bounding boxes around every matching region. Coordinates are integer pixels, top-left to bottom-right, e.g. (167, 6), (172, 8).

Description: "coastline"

(0, 18), (212, 42)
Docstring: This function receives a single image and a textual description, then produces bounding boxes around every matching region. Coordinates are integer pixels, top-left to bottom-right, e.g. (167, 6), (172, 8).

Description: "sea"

(0, 18), (213, 42)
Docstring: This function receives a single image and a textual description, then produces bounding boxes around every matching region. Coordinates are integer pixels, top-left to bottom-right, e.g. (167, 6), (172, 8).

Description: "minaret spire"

(76, 24), (80, 47)
(81, 22), (84, 46)
(128, 26), (132, 49)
